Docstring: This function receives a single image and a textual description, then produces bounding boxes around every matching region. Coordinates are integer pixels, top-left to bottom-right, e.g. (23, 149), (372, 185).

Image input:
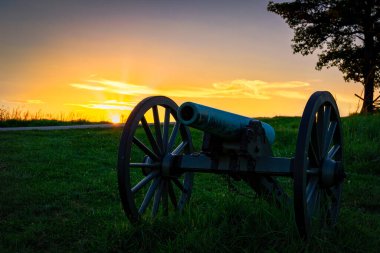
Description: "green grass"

(1, 114), (380, 252)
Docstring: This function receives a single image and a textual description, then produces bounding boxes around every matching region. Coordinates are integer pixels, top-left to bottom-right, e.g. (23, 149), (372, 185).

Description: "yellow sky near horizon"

(1, 75), (362, 123)
(0, 1), (366, 123)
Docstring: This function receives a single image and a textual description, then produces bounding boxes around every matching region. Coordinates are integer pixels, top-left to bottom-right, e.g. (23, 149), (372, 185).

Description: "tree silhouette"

(268, 0), (380, 113)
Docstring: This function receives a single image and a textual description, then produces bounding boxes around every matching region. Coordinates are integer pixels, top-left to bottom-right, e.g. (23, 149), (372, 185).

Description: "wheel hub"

(320, 159), (344, 187)
(161, 154), (175, 177)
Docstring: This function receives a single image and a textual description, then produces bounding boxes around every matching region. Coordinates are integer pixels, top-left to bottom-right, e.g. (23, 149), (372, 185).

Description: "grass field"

(1, 114), (380, 252)
(0, 107), (109, 127)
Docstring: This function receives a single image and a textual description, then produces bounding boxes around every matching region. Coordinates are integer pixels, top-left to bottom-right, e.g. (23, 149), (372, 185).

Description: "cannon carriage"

(117, 91), (345, 239)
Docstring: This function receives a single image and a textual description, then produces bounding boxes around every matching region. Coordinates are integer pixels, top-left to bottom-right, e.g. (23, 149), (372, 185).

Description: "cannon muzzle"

(177, 102), (275, 144)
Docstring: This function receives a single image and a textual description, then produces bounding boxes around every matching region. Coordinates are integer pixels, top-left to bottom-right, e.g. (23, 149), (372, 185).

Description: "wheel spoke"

(129, 162), (159, 168)
(327, 144), (340, 159)
(327, 185), (340, 203)
(293, 92), (343, 238)
(168, 181), (178, 208)
(172, 141), (188, 155)
(311, 120), (321, 163)
(168, 122), (180, 152)
(323, 121), (337, 158)
(152, 106), (164, 151)
(131, 171), (159, 194)
(317, 106), (328, 154)
(327, 185), (341, 224)
(138, 177), (160, 214)
(152, 178), (163, 217)
(172, 177), (187, 193)
(306, 167), (319, 175)
(133, 137), (160, 161)
(162, 180), (169, 215)
(308, 141), (320, 167)
(320, 106), (331, 158)
(162, 108), (171, 153)
(308, 190), (320, 219)
(323, 105), (331, 135)
(306, 177), (318, 203)
(141, 116), (161, 156)
(306, 177), (320, 217)
(318, 189), (329, 225)
(117, 96), (194, 223)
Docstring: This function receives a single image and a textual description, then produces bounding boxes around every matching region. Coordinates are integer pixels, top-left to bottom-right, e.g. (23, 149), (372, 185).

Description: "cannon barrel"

(177, 102), (275, 144)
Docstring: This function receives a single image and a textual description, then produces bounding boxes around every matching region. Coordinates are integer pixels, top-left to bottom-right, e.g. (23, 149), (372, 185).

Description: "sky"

(0, 0), (364, 122)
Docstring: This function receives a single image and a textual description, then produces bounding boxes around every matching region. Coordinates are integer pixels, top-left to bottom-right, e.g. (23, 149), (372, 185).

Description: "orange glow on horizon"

(0, 76), (363, 122)
(62, 78), (361, 118)
(110, 114), (121, 124)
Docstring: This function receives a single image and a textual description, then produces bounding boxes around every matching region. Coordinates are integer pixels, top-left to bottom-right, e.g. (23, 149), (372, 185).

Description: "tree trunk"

(361, 74), (375, 113)
(360, 0), (375, 113)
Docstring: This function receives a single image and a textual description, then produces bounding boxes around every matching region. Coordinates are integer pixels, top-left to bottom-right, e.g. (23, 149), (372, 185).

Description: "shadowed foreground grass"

(0, 114), (380, 252)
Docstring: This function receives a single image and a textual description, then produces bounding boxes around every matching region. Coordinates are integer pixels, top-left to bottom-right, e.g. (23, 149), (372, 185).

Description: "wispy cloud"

(66, 100), (136, 111)
(68, 78), (311, 111)
(207, 80), (310, 99)
(70, 79), (155, 95)
(70, 78), (310, 101)
(70, 84), (105, 91)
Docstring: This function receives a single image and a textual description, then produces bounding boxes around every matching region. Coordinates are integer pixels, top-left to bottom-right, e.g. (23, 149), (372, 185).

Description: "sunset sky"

(0, 0), (364, 122)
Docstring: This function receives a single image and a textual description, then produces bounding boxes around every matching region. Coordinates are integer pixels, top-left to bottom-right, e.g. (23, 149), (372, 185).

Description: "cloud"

(167, 79), (310, 100)
(70, 84), (105, 91)
(70, 78), (310, 100)
(207, 80), (310, 99)
(264, 81), (310, 89)
(66, 100), (136, 111)
(212, 80), (309, 91)
(162, 80), (271, 99)
(70, 79), (155, 95)
(69, 78), (311, 110)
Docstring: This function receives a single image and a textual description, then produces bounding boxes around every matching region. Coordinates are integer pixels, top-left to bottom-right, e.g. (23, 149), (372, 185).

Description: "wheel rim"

(117, 96), (194, 222)
(294, 91), (344, 239)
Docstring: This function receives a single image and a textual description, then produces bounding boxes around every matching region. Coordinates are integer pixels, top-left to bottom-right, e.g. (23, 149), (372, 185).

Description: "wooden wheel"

(117, 96), (194, 222)
(294, 91), (345, 239)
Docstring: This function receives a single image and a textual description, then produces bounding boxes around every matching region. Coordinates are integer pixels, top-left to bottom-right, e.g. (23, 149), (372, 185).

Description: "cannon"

(117, 91), (345, 239)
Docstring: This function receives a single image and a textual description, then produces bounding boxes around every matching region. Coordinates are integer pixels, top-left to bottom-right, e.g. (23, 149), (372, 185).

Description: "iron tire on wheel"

(294, 91), (344, 239)
(117, 96), (194, 223)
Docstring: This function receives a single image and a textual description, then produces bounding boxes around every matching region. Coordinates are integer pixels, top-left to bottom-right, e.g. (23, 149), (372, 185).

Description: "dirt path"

(0, 123), (124, 131)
